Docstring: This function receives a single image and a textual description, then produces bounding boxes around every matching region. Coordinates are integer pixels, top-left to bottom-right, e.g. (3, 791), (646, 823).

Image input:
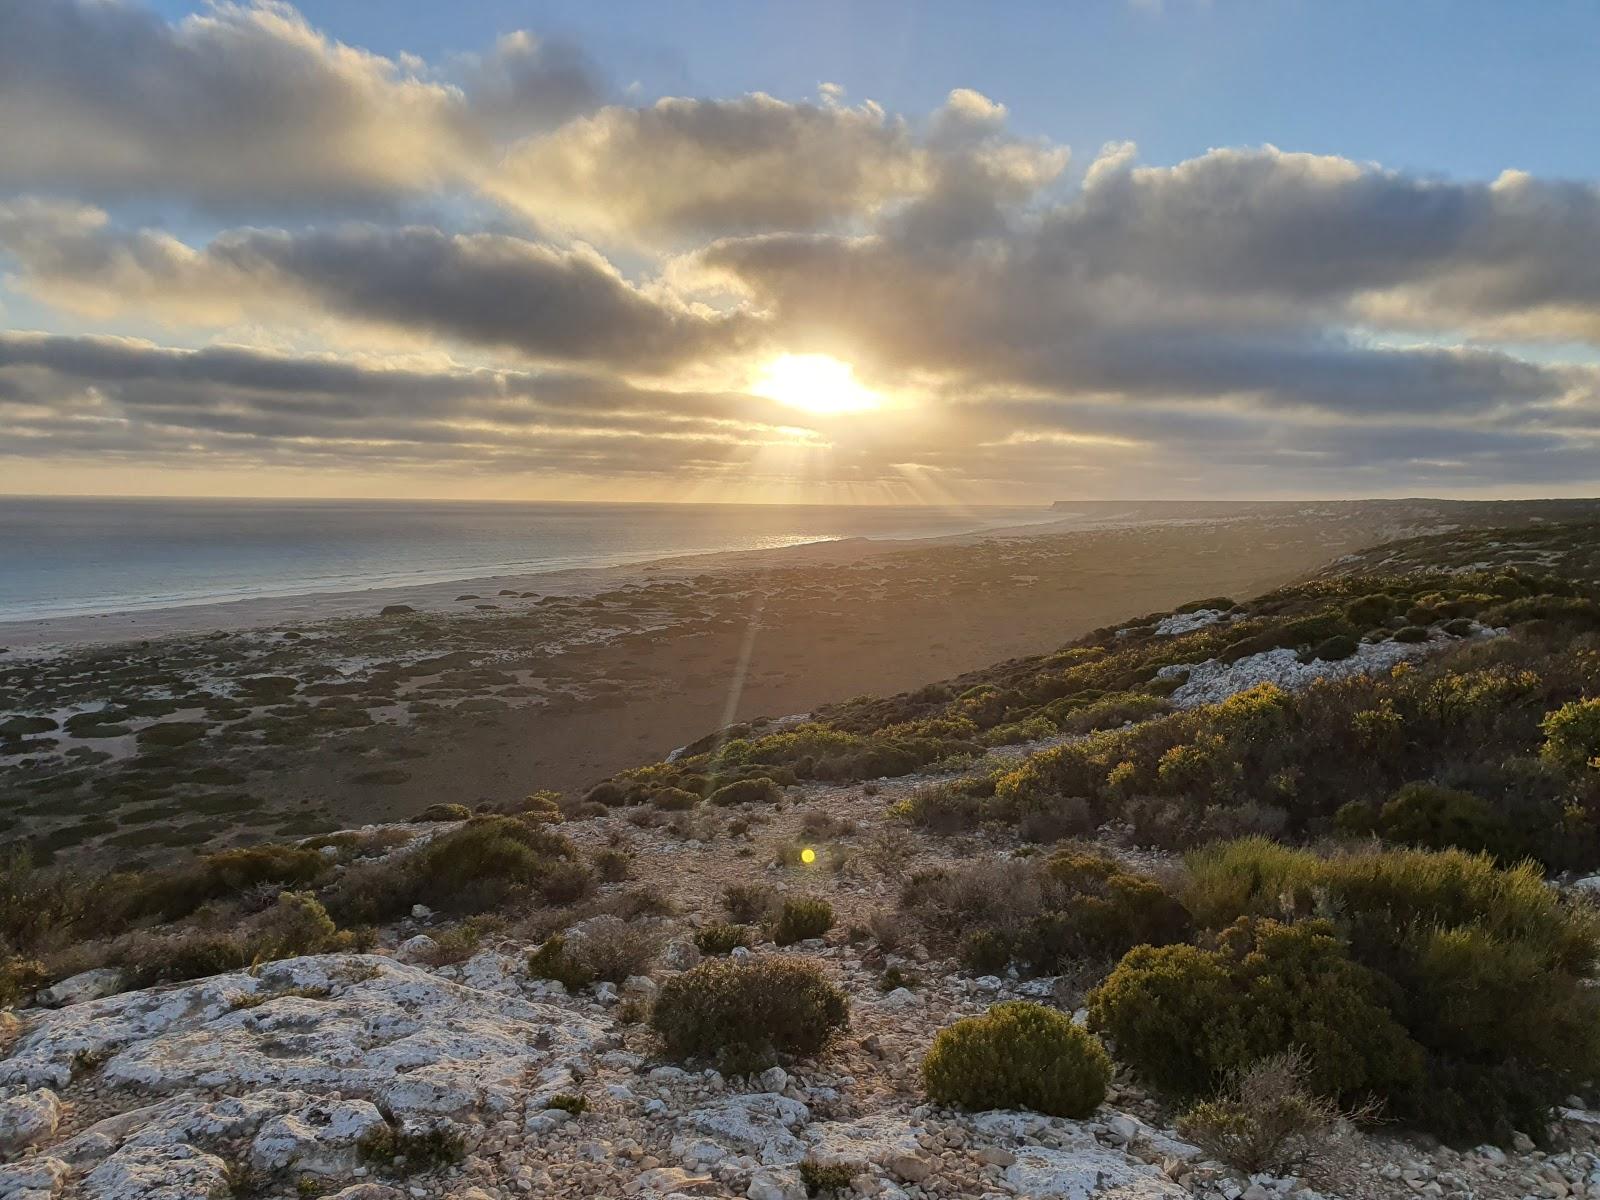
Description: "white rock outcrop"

(0, 955), (610, 1121)
(0, 1089), (62, 1155)
(80, 1143), (231, 1200)
(1003, 1142), (1187, 1200)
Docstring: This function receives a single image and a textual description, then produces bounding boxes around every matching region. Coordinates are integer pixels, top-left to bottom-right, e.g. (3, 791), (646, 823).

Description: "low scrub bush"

(695, 923), (755, 955)
(327, 816), (590, 924)
(1177, 1051), (1357, 1175)
(708, 777), (783, 806)
(1168, 838), (1600, 1142)
(770, 896), (835, 945)
(651, 956), (849, 1072)
(415, 803), (471, 822)
(1376, 782), (1512, 856)
(722, 881), (778, 923)
(129, 844), (333, 922)
(799, 1159), (859, 1197)
(923, 1001), (1111, 1118)
(901, 851), (1187, 976)
(1542, 698), (1600, 771)
(1087, 916), (1424, 1102)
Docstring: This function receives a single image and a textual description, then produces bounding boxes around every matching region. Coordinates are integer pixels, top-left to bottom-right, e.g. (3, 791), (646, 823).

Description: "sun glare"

(752, 354), (882, 415)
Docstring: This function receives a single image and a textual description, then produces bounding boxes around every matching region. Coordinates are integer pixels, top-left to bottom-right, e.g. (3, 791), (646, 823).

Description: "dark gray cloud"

(0, 208), (757, 371)
(0, 332), (806, 479)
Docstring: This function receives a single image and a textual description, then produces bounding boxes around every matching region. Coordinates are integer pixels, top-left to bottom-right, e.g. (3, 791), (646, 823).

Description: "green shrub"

(1087, 916), (1424, 1102)
(1308, 634), (1359, 662)
(415, 803), (471, 822)
(1378, 782), (1511, 856)
(579, 781), (623, 807)
(1179, 839), (1600, 1142)
(651, 956), (848, 1072)
(592, 848), (632, 882)
(129, 844), (333, 922)
(1392, 626), (1431, 643)
(254, 891), (347, 958)
(770, 896), (835, 945)
(1025, 851), (1190, 966)
(708, 777), (782, 806)
(1541, 698), (1600, 771)
(959, 929), (1012, 974)
(799, 1159), (859, 1196)
(527, 935), (595, 991)
(694, 923), (755, 955)
(331, 815), (589, 923)
(1344, 594), (1396, 626)
(923, 1001), (1111, 1118)
(545, 1094), (588, 1115)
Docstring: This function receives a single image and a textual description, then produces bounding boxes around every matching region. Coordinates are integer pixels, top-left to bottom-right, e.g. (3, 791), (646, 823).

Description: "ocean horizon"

(0, 496), (1063, 623)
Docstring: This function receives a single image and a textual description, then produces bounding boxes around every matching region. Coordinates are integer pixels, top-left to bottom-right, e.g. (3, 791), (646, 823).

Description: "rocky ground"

(3, 679), (1598, 1200)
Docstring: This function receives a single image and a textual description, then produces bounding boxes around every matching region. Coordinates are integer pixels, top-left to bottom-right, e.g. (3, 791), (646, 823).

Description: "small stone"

(888, 1154), (933, 1184)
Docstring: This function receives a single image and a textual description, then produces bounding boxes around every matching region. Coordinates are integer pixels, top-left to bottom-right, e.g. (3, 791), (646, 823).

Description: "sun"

(751, 353), (882, 415)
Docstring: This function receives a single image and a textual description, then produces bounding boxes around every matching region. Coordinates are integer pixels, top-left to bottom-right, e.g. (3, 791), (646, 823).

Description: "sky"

(2, 1), (1599, 503)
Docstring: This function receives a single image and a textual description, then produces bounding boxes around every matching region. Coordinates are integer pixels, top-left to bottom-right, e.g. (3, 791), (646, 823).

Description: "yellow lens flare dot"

(800, 846), (817, 865)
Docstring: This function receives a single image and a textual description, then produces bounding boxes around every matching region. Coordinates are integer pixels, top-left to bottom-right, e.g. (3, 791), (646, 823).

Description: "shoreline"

(0, 513), (1111, 652)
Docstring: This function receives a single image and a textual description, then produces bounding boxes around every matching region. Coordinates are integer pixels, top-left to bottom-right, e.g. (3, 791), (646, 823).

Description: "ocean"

(0, 496), (1063, 622)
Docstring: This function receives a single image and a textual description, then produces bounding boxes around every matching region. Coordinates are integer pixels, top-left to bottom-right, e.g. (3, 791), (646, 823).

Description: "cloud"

(487, 87), (1065, 244)
(0, 1), (496, 210)
(0, 206), (757, 371)
(0, 331), (806, 479)
(3, 7), (1600, 498)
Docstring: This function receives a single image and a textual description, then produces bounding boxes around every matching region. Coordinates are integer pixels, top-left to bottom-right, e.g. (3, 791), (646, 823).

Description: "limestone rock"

(689, 1093), (810, 1164)
(80, 1143), (231, 1200)
(249, 1097), (389, 1175)
(36, 969), (124, 1009)
(0, 1157), (69, 1200)
(395, 936), (438, 964)
(746, 1168), (805, 1200)
(1003, 1143), (1187, 1200)
(0, 955), (609, 1120)
(0, 1089), (62, 1154)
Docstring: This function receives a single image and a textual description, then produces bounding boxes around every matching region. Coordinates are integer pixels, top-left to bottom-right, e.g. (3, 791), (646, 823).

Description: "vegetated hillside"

(613, 523), (1600, 871)
(5, 524), (1600, 1199)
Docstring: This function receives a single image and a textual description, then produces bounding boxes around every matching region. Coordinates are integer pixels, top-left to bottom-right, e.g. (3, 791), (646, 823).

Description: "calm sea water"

(0, 497), (1062, 622)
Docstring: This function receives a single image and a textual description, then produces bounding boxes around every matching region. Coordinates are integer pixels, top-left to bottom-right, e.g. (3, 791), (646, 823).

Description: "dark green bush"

(1392, 625), (1431, 643)
(651, 956), (849, 1071)
(1308, 634), (1358, 662)
(1378, 782), (1511, 856)
(1087, 916), (1424, 1102)
(708, 777), (783, 806)
(1180, 839), (1600, 1142)
(129, 844), (333, 922)
(959, 929), (1013, 974)
(770, 896), (834, 945)
(924, 1001), (1111, 1117)
(528, 934), (595, 990)
(799, 1159), (859, 1197)
(694, 923), (755, 955)
(328, 816), (588, 923)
